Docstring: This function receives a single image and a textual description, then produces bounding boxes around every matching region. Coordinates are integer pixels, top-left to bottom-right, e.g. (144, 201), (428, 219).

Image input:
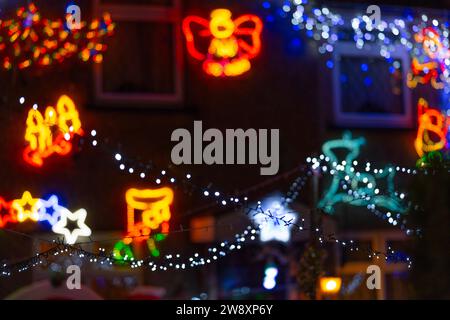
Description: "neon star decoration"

(0, 3), (114, 71)
(253, 199), (296, 243)
(38, 195), (65, 226)
(1, 192), (90, 243)
(414, 98), (448, 158)
(23, 95), (83, 167)
(0, 197), (15, 228)
(52, 208), (92, 244)
(11, 191), (41, 222)
(318, 132), (406, 215)
(182, 8), (263, 77)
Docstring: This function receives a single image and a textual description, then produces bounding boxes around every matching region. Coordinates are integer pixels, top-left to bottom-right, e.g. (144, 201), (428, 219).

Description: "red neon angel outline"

(23, 95), (83, 167)
(183, 8), (263, 77)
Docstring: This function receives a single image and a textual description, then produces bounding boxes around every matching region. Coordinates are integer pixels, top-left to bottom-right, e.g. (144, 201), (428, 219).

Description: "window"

(332, 42), (413, 128)
(93, 0), (183, 106)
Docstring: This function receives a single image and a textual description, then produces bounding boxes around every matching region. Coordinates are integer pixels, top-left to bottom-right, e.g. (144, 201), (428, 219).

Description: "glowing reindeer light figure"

(318, 132), (406, 215)
(182, 8), (263, 77)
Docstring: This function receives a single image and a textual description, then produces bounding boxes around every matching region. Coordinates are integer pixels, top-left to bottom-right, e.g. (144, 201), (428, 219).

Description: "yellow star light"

(12, 191), (41, 222)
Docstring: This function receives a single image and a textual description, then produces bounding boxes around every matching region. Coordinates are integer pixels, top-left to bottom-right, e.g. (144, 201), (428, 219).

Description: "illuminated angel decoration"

(182, 9), (263, 77)
(23, 95), (83, 167)
(318, 132), (406, 215)
(414, 98), (448, 157)
(407, 27), (450, 90)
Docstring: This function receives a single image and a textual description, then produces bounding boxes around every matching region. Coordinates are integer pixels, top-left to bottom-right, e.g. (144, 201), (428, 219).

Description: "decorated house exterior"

(0, 0), (448, 300)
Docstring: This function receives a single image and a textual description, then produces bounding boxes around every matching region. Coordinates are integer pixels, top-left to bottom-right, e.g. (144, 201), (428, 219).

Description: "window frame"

(92, 0), (184, 106)
(332, 41), (413, 128)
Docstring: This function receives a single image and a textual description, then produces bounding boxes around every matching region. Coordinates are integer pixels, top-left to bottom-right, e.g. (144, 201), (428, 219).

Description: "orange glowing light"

(124, 188), (174, 243)
(0, 197), (16, 228)
(407, 27), (450, 90)
(182, 9), (263, 77)
(319, 277), (342, 294)
(414, 98), (448, 157)
(23, 95), (83, 167)
(11, 191), (41, 222)
(407, 58), (445, 90)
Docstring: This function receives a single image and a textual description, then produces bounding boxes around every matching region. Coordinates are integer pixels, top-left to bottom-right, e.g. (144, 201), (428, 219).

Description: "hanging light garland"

(0, 201), (413, 277)
(0, 2), (114, 71)
(262, 1), (450, 87)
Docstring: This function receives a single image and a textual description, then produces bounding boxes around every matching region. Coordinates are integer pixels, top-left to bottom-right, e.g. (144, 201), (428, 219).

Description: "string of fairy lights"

(3, 97), (418, 275)
(0, 2), (115, 71)
(0, 199), (413, 277)
(262, 0), (450, 136)
(4, 0), (440, 276)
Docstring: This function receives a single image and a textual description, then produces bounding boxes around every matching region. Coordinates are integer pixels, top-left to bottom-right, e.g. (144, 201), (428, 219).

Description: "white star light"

(52, 208), (92, 244)
(254, 201), (296, 243)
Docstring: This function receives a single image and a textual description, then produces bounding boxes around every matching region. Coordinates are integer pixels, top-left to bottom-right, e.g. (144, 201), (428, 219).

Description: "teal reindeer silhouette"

(318, 132), (406, 215)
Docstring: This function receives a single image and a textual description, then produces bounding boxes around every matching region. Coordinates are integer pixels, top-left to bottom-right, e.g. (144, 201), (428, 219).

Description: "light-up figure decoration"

(407, 27), (450, 90)
(23, 95), (83, 167)
(114, 188), (174, 261)
(253, 199), (296, 243)
(318, 132), (406, 215)
(414, 98), (448, 158)
(182, 9), (263, 77)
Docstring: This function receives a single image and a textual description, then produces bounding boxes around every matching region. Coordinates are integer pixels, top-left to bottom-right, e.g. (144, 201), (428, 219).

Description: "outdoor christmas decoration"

(318, 132), (407, 215)
(0, 197), (15, 228)
(11, 191), (41, 223)
(263, 263), (279, 290)
(407, 27), (450, 90)
(52, 208), (91, 245)
(112, 188), (174, 261)
(0, 2), (114, 71)
(23, 95), (83, 167)
(1, 1), (442, 301)
(38, 195), (66, 226)
(183, 8), (263, 77)
(123, 188), (173, 243)
(253, 198), (296, 243)
(414, 98), (448, 158)
(0, 191), (90, 244)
